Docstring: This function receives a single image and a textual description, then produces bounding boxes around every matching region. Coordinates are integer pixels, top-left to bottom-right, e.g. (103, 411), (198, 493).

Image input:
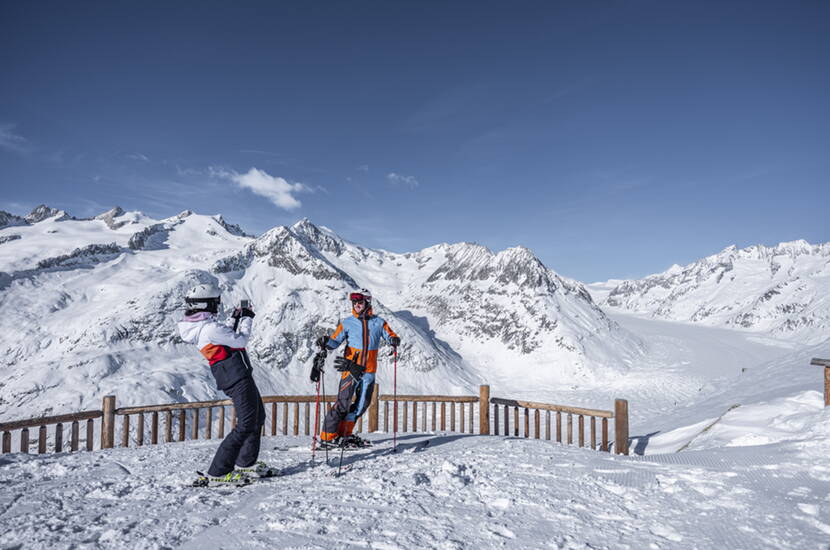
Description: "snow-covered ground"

(1, 432), (829, 549)
(1, 311), (829, 548)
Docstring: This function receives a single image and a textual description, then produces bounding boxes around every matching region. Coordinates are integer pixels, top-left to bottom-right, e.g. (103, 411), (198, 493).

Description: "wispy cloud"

(386, 172), (420, 189)
(176, 165), (204, 178)
(127, 152), (150, 162)
(357, 164), (369, 172)
(212, 167), (309, 210)
(0, 123), (31, 154)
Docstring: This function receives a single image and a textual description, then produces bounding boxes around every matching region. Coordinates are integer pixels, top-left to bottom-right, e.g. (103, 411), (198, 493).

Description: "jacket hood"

(177, 312), (212, 344)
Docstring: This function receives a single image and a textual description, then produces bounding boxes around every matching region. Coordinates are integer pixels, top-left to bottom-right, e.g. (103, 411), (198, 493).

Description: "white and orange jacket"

(178, 312), (254, 390)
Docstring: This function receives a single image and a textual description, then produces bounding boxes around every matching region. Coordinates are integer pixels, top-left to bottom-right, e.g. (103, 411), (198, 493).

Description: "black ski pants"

(208, 375), (265, 476)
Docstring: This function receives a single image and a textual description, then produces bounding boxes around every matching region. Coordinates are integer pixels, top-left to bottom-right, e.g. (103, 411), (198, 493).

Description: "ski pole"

(337, 441), (346, 476)
(311, 377), (321, 465)
(321, 373), (329, 465)
(393, 346), (398, 452)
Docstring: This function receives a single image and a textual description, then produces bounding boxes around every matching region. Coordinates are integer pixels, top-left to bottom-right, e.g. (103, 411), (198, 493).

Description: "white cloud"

(386, 172), (420, 189)
(0, 123), (31, 154)
(358, 164), (369, 172)
(128, 153), (150, 162)
(214, 167), (308, 210)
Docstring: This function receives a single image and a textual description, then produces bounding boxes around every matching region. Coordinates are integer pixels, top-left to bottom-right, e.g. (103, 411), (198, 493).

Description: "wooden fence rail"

(0, 410), (102, 455)
(0, 384), (630, 456)
(488, 397), (628, 454)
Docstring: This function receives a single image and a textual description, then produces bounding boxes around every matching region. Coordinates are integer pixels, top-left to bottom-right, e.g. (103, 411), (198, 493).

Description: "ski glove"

(232, 308), (256, 319)
(334, 356), (365, 379)
(310, 351), (326, 383)
(390, 336), (401, 348)
(316, 335), (330, 350)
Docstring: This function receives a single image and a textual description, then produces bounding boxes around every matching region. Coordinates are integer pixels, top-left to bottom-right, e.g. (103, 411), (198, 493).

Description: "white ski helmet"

(186, 283), (221, 304)
(349, 288), (372, 305)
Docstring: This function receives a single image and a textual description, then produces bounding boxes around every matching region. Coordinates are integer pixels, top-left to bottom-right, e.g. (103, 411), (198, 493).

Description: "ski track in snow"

(1, 434), (829, 550)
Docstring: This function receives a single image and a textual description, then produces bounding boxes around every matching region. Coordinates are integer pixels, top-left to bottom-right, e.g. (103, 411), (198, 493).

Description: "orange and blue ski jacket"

(324, 307), (397, 374)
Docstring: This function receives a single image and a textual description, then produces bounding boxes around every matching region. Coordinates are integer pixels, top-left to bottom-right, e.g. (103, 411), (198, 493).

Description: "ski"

(190, 471), (253, 489)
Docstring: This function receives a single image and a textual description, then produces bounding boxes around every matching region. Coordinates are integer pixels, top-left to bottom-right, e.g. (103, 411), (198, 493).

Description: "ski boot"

(192, 470), (252, 488)
(235, 461), (281, 478)
(344, 434), (372, 448)
(318, 437), (345, 451)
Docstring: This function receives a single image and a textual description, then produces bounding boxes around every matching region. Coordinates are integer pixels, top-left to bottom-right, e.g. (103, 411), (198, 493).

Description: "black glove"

(232, 307), (256, 319)
(390, 336), (401, 348)
(316, 335), (330, 350)
(334, 356), (365, 379)
(310, 351), (326, 383)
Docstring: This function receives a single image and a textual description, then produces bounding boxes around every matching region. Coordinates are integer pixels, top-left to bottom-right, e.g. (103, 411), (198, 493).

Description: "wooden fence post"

(55, 423), (63, 452)
(121, 415), (130, 447)
(614, 399), (629, 456)
(810, 358), (830, 406)
(479, 385), (490, 435)
(368, 383), (379, 432)
(101, 395), (116, 449)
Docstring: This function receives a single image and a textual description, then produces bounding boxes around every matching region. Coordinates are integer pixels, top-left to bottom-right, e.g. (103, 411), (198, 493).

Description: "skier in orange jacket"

(316, 289), (399, 448)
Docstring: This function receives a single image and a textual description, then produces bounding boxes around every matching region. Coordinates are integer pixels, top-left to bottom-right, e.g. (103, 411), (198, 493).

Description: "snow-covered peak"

(290, 218), (346, 255)
(95, 206), (125, 219)
(25, 204), (71, 224)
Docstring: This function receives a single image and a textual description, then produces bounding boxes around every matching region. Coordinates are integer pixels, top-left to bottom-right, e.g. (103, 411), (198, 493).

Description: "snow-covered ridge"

(594, 240), (830, 344)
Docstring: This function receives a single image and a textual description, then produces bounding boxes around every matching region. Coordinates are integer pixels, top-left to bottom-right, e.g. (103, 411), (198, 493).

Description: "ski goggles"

(185, 296), (221, 305)
(349, 292), (369, 303)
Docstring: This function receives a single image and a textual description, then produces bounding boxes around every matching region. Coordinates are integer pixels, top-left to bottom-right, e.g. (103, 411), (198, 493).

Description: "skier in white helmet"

(177, 282), (274, 486)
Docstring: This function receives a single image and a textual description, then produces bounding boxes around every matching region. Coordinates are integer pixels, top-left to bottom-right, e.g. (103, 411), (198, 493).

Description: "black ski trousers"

(208, 375), (265, 476)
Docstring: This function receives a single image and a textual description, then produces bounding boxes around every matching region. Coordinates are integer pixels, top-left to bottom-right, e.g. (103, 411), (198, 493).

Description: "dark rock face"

(96, 207), (129, 230)
(214, 215), (253, 238)
(0, 211), (27, 229)
(36, 243), (122, 270)
(0, 234), (22, 245)
(128, 224), (169, 250)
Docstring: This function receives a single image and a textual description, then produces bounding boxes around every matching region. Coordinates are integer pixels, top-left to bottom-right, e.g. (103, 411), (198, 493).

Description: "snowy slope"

(591, 240), (830, 345)
(1, 431), (828, 549)
(0, 207), (643, 419)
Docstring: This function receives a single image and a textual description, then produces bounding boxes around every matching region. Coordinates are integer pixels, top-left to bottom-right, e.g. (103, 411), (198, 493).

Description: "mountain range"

(0, 205), (643, 418)
(590, 241), (830, 345)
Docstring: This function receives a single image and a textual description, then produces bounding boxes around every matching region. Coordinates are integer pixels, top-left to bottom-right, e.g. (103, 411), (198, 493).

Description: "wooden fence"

(0, 385), (630, 456)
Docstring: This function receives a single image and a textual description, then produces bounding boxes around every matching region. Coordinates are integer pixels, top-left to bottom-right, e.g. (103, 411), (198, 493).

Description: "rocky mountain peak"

(25, 204), (71, 224)
(0, 210), (27, 229)
(95, 206), (125, 219)
(290, 218), (345, 255)
(213, 215), (252, 238)
(95, 206), (128, 230)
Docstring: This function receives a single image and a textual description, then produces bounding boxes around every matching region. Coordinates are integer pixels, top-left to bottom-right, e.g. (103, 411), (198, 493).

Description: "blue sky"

(1, 1), (828, 281)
